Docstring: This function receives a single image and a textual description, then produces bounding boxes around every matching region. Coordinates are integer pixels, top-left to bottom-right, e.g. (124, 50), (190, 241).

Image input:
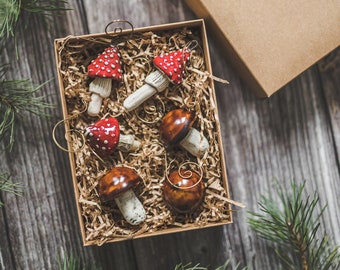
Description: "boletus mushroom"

(123, 46), (192, 111)
(98, 167), (146, 225)
(160, 108), (209, 157)
(87, 45), (123, 116)
(84, 117), (140, 158)
(162, 169), (205, 213)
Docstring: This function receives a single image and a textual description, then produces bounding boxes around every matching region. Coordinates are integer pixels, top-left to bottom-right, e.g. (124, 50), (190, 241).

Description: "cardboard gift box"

(54, 19), (237, 246)
(186, 0), (340, 97)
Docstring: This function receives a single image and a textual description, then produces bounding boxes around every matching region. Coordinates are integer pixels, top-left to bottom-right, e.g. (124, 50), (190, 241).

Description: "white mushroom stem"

(114, 189), (146, 225)
(123, 69), (169, 111)
(87, 77), (112, 116)
(118, 134), (141, 152)
(179, 127), (209, 157)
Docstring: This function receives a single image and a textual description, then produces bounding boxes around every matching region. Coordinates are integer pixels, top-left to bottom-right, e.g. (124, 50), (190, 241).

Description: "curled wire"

(52, 107), (87, 153)
(105, 19), (134, 45)
(165, 160), (203, 190)
(184, 40), (198, 51)
(134, 96), (165, 124)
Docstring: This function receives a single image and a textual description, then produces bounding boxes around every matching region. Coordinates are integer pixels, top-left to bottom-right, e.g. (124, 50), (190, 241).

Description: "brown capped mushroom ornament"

(98, 167), (146, 225)
(160, 108), (209, 157)
(123, 43), (195, 111)
(87, 45), (123, 116)
(162, 169), (205, 213)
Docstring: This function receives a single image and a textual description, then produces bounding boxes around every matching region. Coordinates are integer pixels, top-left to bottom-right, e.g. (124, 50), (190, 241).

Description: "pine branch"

(0, 0), (20, 38)
(58, 252), (100, 270)
(0, 172), (24, 206)
(174, 260), (248, 270)
(248, 181), (340, 270)
(0, 64), (54, 150)
(0, 0), (70, 39)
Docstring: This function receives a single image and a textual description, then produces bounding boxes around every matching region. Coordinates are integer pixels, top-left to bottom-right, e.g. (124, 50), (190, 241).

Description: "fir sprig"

(0, 0), (20, 38)
(0, 64), (53, 150)
(0, 0), (69, 39)
(58, 252), (99, 270)
(248, 181), (340, 270)
(58, 253), (84, 270)
(0, 172), (24, 206)
(174, 260), (247, 270)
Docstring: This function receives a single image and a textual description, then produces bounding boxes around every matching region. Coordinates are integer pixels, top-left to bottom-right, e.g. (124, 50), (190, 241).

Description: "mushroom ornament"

(98, 167), (146, 225)
(84, 117), (140, 158)
(123, 42), (196, 111)
(87, 46), (123, 116)
(162, 168), (205, 213)
(160, 108), (209, 157)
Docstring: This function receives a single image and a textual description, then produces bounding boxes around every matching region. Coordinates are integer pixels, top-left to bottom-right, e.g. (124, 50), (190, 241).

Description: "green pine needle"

(0, 64), (54, 150)
(248, 181), (340, 270)
(58, 252), (99, 270)
(0, 172), (24, 206)
(174, 260), (248, 270)
(58, 253), (83, 270)
(0, 0), (70, 39)
(0, 0), (20, 38)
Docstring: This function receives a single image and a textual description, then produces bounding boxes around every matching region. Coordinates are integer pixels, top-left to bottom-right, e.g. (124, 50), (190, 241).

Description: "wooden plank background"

(0, 0), (339, 269)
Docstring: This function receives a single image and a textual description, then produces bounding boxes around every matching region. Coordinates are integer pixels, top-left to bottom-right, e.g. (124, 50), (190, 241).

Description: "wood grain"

(0, 0), (339, 269)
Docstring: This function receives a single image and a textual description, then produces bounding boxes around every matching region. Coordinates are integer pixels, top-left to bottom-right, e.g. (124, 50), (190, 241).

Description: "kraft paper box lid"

(186, 0), (340, 97)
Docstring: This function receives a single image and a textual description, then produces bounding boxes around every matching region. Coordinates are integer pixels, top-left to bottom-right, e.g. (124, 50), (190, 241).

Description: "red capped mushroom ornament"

(87, 46), (123, 116)
(123, 41), (197, 111)
(84, 117), (140, 158)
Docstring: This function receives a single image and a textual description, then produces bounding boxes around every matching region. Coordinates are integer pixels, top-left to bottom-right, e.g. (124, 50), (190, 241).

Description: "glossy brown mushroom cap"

(162, 169), (205, 213)
(160, 109), (195, 146)
(98, 167), (141, 202)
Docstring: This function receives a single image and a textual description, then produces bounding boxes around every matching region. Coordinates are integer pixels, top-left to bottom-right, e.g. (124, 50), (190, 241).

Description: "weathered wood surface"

(0, 0), (339, 269)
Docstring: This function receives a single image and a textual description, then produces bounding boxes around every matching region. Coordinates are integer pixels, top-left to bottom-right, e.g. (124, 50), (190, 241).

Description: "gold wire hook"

(104, 20), (134, 44)
(165, 160), (204, 190)
(184, 40), (198, 51)
(52, 106), (87, 153)
(135, 96), (165, 124)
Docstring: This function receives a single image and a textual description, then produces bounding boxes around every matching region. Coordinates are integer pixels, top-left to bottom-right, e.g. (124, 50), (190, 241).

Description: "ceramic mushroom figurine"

(87, 45), (123, 116)
(84, 117), (140, 158)
(98, 167), (146, 225)
(160, 108), (209, 157)
(162, 168), (205, 213)
(123, 44), (193, 111)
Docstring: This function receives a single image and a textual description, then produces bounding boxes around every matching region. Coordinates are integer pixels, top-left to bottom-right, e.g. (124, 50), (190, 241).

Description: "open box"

(186, 0), (340, 97)
(54, 19), (235, 246)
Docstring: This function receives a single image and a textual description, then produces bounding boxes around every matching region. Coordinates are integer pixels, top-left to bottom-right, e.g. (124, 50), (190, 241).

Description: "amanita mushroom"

(123, 47), (191, 111)
(84, 117), (140, 158)
(98, 167), (146, 225)
(87, 45), (123, 116)
(160, 108), (209, 157)
(162, 169), (205, 213)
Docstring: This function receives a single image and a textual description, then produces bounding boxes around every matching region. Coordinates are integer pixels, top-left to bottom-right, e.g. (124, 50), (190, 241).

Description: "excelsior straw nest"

(56, 26), (232, 245)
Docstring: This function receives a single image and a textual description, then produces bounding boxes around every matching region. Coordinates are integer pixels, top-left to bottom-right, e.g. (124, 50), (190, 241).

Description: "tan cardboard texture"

(54, 20), (235, 246)
(186, 0), (340, 97)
